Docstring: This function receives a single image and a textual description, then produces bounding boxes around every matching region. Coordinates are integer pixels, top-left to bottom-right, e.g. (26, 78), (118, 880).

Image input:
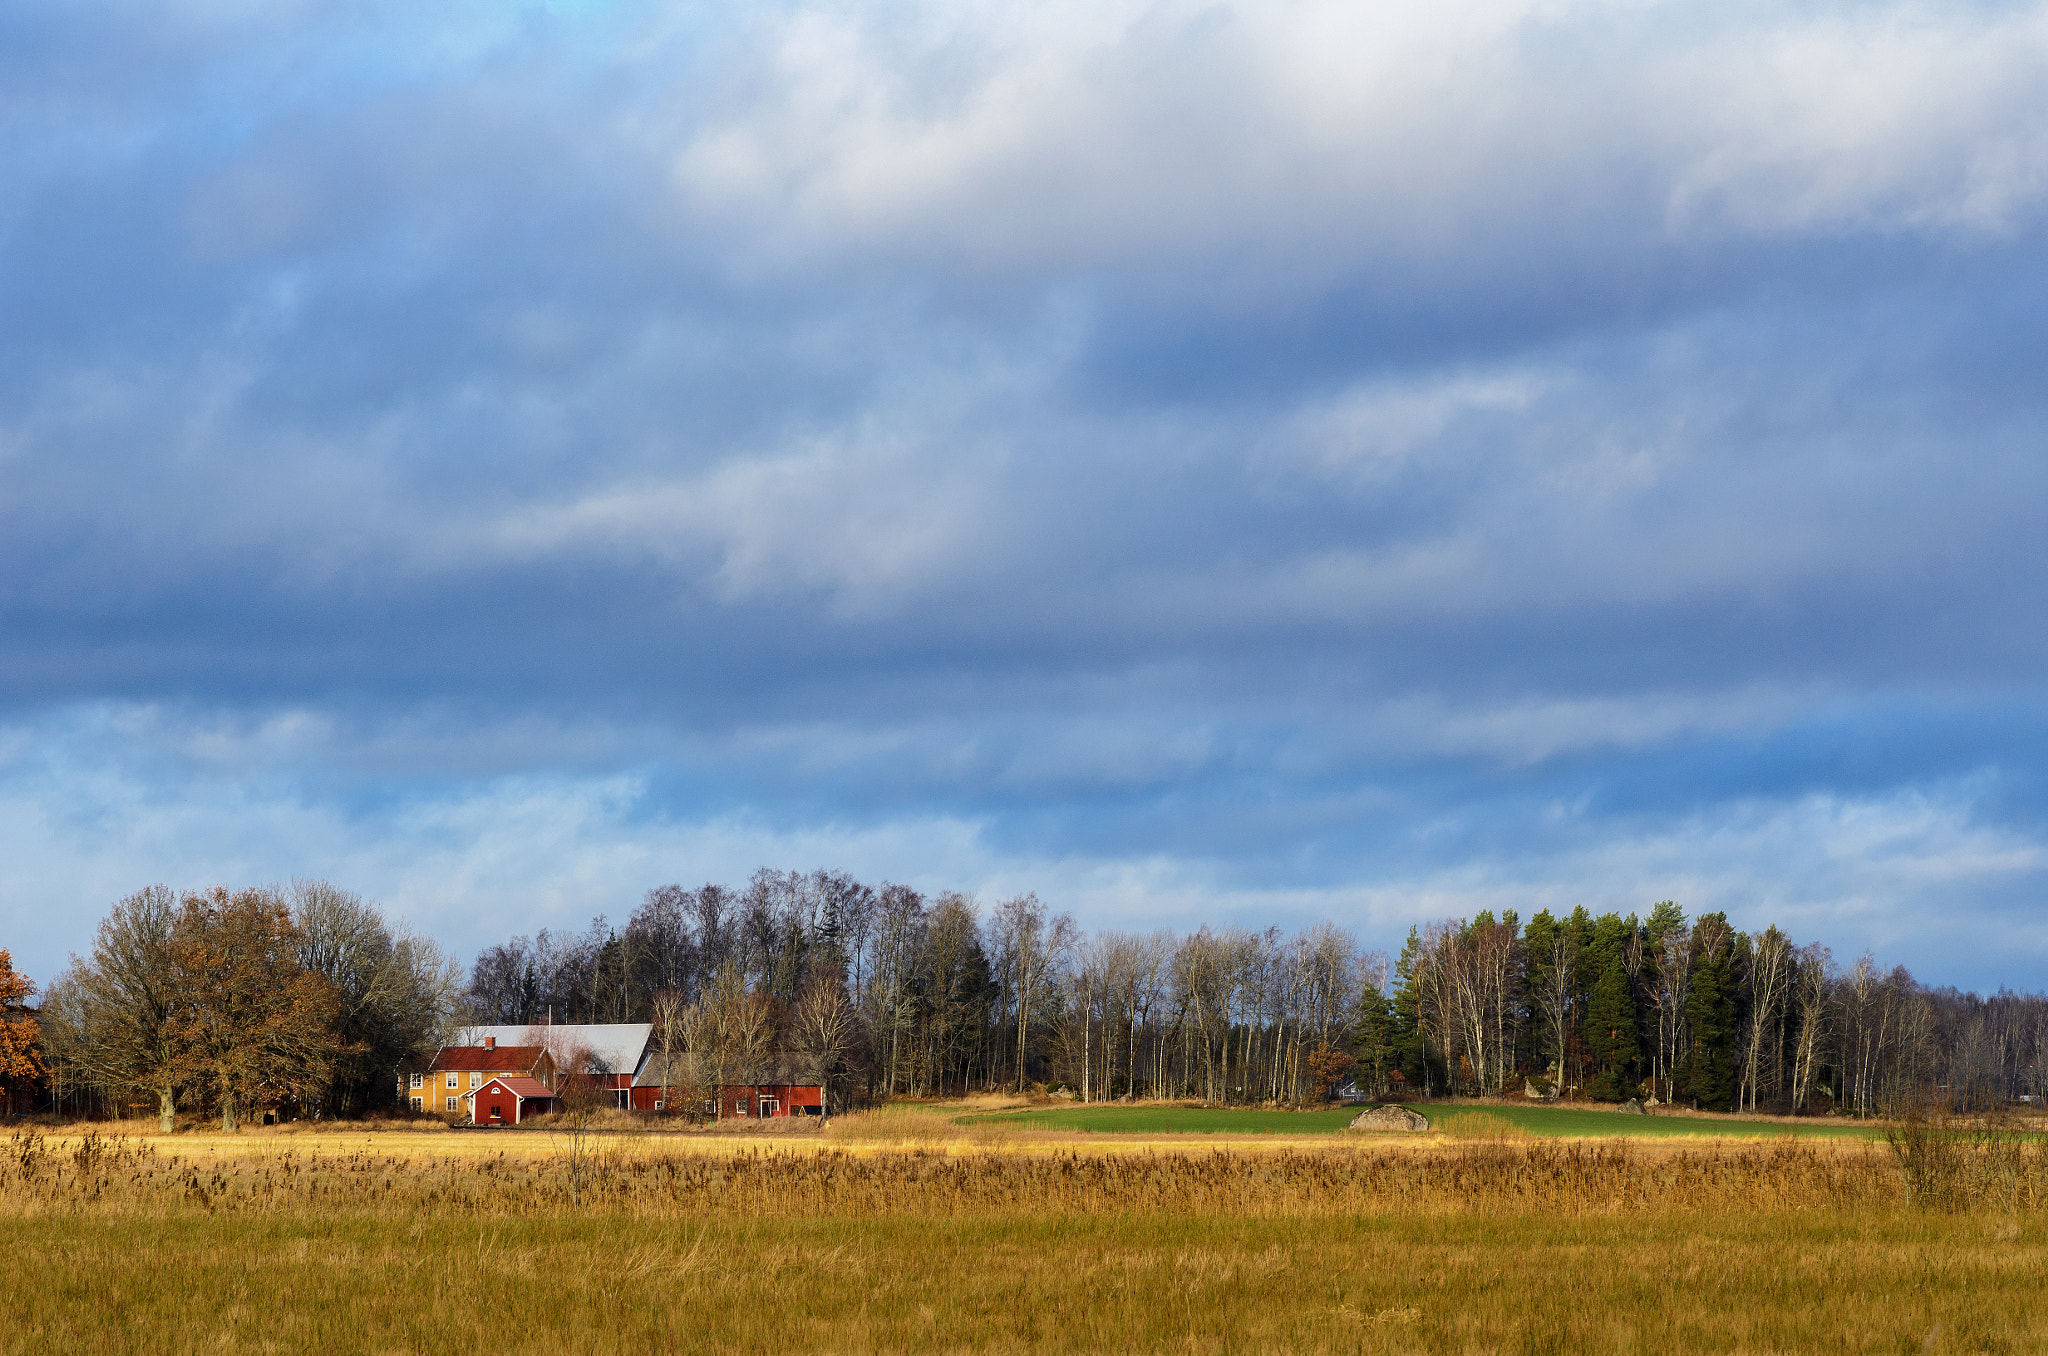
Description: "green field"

(960, 1104), (1364, 1135)
(1441, 1104), (1887, 1140)
(960, 1101), (1888, 1140)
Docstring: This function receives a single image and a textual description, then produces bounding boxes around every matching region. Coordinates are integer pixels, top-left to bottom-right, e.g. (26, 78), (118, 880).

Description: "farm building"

(714, 1082), (824, 1119)
(472, 1076), (559, 1126)
(630, 1052), (825, 1118)
(405, 1037), (556, 1119)
(455, 1023), (654, 1110)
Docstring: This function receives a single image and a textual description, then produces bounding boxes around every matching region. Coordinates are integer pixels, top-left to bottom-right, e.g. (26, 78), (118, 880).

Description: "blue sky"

(5, 0), (2048, 988)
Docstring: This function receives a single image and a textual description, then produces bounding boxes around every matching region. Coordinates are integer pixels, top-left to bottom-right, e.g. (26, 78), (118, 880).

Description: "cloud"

(5, 702), (2044, 991)
(674, 0), (2048, 277)
(3, 0), (2048, 994)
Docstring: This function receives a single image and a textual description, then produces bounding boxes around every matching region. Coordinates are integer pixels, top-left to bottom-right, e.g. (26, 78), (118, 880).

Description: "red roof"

(485, 1076), (557, 1100)
(428, 1045), (545, 1075)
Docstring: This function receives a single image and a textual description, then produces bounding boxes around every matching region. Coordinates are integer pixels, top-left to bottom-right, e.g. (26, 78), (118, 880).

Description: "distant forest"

(469, 870), (2038, 1116)
(14, 868), (2047, 1122)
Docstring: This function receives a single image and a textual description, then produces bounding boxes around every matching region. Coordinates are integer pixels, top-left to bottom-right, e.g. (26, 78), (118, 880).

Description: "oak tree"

(167, 887), (349, 1130)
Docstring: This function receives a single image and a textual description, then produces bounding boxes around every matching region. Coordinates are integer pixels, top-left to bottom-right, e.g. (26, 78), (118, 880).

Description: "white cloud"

(482, 425), (999, 609)
(671, 0), (2048, 277)
(6, 699), (2043, 993)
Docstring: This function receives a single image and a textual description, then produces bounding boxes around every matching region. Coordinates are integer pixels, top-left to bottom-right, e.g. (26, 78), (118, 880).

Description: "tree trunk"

(157, 1085), (177, 1134)
(1016, 989), (1029, 1094)
(1081, 995), (1091, 1103)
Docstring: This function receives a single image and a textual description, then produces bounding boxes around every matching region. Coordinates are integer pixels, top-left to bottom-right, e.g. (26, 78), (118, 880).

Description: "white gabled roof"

(456, 1023), (653, 1077)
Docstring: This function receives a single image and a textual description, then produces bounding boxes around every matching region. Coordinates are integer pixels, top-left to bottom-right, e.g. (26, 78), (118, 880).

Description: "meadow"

(6, 1108), (2044, 1353)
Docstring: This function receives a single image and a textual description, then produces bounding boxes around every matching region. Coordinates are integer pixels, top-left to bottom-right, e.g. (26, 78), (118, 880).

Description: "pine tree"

(1350, 979), (1398, 1099)
(1682, 914), (1739, 1110)
(1582, 948), (1640, 1099)
(1390, 927), (1442, 1097)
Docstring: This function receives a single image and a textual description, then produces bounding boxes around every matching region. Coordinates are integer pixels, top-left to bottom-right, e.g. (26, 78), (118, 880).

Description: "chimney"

(484, 1036), (496, 1050)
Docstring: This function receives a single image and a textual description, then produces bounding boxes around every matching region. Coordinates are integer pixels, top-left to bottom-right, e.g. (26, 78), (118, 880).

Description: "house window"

(409, 1073), (423, 1089)
(469, 1072), (482, 1088)
(759, 1097), (778, 1117)
(653, 1100), (664, 1111)
(410, 1096), (422, 1111)
(445, 1096), (458, 1112)
(446, 1073), (458, 1089)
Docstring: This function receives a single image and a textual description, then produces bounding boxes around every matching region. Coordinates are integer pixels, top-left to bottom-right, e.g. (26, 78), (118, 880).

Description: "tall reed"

(9, 1126), (2019, 1220)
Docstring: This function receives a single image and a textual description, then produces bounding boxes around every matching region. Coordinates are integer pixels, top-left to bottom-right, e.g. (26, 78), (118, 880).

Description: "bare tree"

(290, 878), (461, 1114)
(682, 967), (776, 1118)
(74, 886), (187, 1131)
(532, 1035), (605, 1205)
(1738, 927), (1794, 1113)
(790, 969), (857, 1113)
(649, 987), (687, 1115)
(1789, 942), (1833, 1113)
(994, 894), (1073, 1093)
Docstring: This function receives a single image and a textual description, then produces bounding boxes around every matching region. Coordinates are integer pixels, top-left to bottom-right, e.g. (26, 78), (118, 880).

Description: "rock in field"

(1350, 1105), (1430, 1132)
(1618, 1098), (1647, 1115)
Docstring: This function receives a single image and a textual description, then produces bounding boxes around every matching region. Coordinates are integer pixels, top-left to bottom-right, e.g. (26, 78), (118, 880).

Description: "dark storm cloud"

(4, 0), (2048, 986)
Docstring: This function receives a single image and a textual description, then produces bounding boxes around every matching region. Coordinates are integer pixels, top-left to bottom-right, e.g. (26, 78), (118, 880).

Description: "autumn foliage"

(1308, 1041), (1356, 1102)
(0, 949), (46, 1112)
(165, 888), (354, 1130)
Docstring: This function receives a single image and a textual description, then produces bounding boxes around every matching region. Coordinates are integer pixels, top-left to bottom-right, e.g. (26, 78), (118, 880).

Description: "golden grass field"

(9, 1100), (2048, 1354)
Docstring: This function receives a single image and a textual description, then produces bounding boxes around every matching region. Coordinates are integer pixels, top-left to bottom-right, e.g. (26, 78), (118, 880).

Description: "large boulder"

(1618, 1098), (1647, 1115)
(1350, 1105), (1430, 1132)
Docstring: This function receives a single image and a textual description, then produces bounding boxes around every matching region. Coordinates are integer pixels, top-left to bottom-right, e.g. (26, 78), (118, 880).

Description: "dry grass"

(9, 1125), (2048, 1352)
(1428, 1109), (1535, 1141)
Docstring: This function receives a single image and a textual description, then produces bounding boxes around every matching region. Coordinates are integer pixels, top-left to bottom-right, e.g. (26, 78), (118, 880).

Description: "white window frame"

(409, 1073), (423, 1089)
(469, 1071), (482, 1088)
(410, 1096), (422, 1111)
(445, 1096), (458, 1112)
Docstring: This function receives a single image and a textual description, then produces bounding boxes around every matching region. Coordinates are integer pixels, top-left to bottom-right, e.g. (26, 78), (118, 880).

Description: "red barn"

(716, 1083), (824, 1119)
(628, 1053), (826, 1117)
(473, 1076), (559, 1126)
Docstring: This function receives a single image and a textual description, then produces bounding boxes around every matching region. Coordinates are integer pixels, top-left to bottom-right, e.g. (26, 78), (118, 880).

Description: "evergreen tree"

(1583, 951), (1640, 1098)
(1350, 978), (1399, 1099)
(1682, 914), (1739, 1110)
(1580, 914), (1640, 1099)
(1391, 927), (1443, 1096)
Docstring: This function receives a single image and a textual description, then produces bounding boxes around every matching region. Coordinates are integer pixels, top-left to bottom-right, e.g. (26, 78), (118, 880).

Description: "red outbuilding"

(715, 1083), (825, 1119)
(473, 1075), (559, 1126)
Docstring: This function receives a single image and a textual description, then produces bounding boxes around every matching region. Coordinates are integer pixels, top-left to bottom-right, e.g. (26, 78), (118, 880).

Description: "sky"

(4, 0), (2048, 990)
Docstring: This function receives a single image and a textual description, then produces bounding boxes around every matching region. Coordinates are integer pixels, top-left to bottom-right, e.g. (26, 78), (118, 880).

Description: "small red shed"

(718, 1083), (825, 1118)
(473, 1075), (559, 1126)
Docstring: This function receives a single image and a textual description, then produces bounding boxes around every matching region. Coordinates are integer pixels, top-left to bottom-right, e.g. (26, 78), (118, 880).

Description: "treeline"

(1373, 906), (2048, 1114)
(8, 868), (2047, 1122)
(31, 882), (459, 1128)
(462, 871), (2048, 1116)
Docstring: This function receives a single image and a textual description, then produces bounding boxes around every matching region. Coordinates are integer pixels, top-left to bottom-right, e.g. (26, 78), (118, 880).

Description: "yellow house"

(407, 1038), (555, 1121)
